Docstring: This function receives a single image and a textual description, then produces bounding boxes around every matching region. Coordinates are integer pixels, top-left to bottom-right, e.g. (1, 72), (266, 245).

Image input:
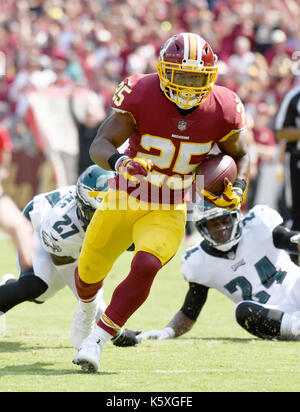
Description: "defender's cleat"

(72, 335), (103, 373)
(0, 274), (17, 286)
(71, 289), (105, 350)
(290, 316), (300, 340)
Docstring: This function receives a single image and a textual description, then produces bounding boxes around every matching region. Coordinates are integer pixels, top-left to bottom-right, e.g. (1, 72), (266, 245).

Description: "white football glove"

(137, 327), (175, 342)
(290, 234), (300, 245)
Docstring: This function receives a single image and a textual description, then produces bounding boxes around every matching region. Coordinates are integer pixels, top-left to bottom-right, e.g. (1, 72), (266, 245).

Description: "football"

(195, 153), (237, 196)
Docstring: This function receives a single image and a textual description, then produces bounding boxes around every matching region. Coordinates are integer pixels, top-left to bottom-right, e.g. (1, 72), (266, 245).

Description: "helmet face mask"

(157, 33), (218, 109)
(76, 165), (115, 229)
(76, 185), (97, 228)
(195, 206), (242, 252)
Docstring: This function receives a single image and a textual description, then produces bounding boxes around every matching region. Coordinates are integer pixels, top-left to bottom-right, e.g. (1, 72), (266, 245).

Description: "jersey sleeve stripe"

(111, 107), (137, 125)
(218, 127), (246, 142)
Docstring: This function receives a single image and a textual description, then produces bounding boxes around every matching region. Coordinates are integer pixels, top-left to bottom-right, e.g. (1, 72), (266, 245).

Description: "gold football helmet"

(157, 32), (218, 109)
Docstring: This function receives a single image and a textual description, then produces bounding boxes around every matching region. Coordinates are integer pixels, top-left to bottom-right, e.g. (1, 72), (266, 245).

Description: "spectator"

(227, 36), (256, 84)
(264, 29), (294, 66)
(246, 103), (277, 209)
(69, 86), (106, 176)
(274, 82), (300, 264)
(0, 124), (34, 269)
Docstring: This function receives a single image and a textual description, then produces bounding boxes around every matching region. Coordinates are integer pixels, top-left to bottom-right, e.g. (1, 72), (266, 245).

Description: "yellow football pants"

(78, 190), (186, 284)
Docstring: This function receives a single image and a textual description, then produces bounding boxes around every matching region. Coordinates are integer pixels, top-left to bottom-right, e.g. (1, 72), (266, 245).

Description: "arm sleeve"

(180, 282), (209, 322)
(272, 225), (300, 255)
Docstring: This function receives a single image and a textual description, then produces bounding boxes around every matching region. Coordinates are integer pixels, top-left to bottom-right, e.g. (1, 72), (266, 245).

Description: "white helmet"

(195, 203), (242, 252)
(76, 165), (115, 229)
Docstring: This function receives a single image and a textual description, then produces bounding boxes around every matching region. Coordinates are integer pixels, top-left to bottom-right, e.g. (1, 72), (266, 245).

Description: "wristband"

(233, 178), (247, 194)
(108, 153), (129, 171)
(164, 327), (175, 338)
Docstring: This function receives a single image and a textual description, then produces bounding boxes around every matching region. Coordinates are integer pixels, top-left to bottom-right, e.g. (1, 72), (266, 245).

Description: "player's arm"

(137, 283), (209, 341)
(218, 129), (250, 187)
(89, 110), (153, 176)
(0, 195), (34, 269)
(272, 225), (300, 255)
(50, 254), (76, 265)
(0, 150), (11, 180)
(275, 127), (300, 142)
(203, 129), (250, 210)
(89, 110), (135, 170)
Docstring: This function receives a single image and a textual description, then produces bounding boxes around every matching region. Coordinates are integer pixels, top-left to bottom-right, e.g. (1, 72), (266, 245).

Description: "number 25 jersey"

(111, 73), (245, 204)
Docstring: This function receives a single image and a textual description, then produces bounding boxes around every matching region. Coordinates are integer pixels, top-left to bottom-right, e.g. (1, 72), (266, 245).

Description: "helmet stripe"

(183, 33), (189, 61)
(188, 33), (197, 60)
(195, 34), (202, 61)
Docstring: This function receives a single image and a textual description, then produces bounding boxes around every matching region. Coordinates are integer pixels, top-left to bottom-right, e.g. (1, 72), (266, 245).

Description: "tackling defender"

(72, 32), (250, 372)
(0, 165), (139, 348)
(139, 204), (300, 342)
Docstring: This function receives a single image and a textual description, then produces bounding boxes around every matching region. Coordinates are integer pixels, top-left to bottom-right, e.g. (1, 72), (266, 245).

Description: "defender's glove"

(137, 327), (175, 342)
(201, 177), (245, 210)
(111, 329), (142, 347)
(116, 156), (153, 181)
(290, 234), (300, 245)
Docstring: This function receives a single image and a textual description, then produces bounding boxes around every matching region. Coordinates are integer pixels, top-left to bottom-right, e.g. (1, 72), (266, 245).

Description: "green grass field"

(0, 233), (299, 393)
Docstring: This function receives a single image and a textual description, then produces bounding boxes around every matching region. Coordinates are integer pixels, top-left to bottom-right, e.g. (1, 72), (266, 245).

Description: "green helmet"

(76, 165), (115, 228)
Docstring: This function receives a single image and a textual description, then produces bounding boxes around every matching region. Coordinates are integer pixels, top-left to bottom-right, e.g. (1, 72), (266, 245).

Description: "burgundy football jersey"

(111, 73), (245, 204)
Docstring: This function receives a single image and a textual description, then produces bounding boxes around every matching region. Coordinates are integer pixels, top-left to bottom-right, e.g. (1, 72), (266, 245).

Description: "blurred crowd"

(0, 0), (300, 210)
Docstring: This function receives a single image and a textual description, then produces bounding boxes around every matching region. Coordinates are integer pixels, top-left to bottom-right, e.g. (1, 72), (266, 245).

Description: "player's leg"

(235, 300), (300, 340)
(0, 194), (34, 270)
(76, 191), (135, 294)
(99, 208), (187, 328)
(289, 153), (300, 264)
(0, 226), (50, 313)
(63, 262), (107, 349)
(72, 192), (134, 351)
(0, 269), (47, 313)
(73, 208), (186, 372)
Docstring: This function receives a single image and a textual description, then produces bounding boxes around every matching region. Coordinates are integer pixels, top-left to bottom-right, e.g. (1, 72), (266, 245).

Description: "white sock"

(89, 325), (113, 347)
(280, 313), (300, 340)
(79, 296), (98, 311)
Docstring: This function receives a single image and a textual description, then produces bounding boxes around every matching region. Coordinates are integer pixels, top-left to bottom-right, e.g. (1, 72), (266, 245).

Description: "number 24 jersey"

(182, 205), (300, 306)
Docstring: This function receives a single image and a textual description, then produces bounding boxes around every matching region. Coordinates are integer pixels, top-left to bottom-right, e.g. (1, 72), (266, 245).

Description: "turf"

(0, 233), (299, 392)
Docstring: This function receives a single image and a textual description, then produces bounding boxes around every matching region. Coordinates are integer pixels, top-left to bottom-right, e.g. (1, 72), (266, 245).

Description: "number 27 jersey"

(30, 187), (85, 260)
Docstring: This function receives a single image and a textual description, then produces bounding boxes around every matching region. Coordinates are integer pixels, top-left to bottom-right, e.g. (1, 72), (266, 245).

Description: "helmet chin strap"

(213, 240), (238, 252)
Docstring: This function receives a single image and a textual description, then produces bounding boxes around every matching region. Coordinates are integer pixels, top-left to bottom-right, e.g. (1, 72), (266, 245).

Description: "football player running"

(0, 165), (139, 348)
(72, 32), (250, 373)
(139, 204), (300, 342)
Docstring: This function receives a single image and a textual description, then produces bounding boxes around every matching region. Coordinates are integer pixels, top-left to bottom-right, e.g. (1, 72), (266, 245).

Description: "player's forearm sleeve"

(180, 282), (209, 321)
(272, 225), (300, 254)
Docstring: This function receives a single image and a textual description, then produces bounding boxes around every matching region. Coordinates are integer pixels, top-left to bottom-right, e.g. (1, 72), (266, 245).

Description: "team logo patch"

(231, 258), (246, 271)
(177, 120), (187, 131)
